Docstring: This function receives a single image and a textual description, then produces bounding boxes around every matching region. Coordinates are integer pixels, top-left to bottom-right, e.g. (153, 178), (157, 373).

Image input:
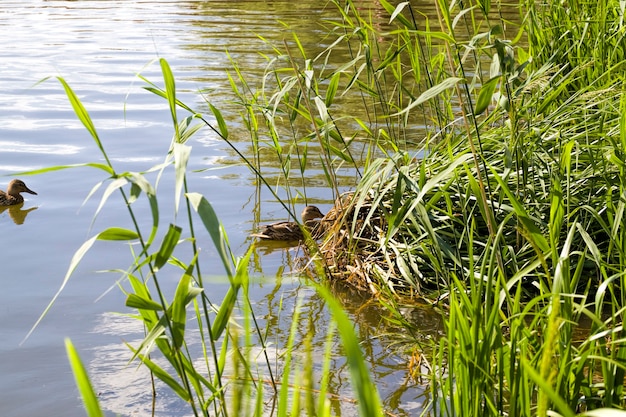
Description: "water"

(0, 1), (442, 416)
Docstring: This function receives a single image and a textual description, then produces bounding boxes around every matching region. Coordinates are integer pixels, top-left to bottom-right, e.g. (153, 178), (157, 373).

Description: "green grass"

(19, 59), (384, 416)
(221, 0), (626, 414)
(19, 0), (626, 415)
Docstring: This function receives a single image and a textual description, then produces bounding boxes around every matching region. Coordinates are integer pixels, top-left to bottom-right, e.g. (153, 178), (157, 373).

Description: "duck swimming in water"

(251, 205), (325, 241)
(0, 179), (37, 206)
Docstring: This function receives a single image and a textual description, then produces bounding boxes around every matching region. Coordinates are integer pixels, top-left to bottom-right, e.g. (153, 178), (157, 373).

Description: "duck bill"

(24, 187), (37, 195)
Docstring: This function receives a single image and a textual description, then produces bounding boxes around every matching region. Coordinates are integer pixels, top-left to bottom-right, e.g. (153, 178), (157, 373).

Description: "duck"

(252, 205), (325, 241)
(0, 179), (37, 206)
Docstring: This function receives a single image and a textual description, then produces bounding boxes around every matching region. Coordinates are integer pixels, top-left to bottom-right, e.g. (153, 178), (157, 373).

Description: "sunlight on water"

(0, 140), (82, 154)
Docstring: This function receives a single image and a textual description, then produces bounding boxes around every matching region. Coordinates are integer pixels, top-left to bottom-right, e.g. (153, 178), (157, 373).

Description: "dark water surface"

(0, 1), (443, 416)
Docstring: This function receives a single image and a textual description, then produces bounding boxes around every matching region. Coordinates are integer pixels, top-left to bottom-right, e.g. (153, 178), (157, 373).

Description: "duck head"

(301, 205), (324, 225)
(7, 179), (37, 197)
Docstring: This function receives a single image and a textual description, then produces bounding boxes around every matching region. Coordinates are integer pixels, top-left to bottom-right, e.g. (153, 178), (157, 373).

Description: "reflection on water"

(88, 313), (195, 416)
(0, 203), (38, 225)
(88, 279), (443, 416)
(0, 140), (82, 155)
(253, 238), (303, 252)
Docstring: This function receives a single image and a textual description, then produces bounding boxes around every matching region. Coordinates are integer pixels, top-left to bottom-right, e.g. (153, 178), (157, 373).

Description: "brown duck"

(252, 205), (325, 241)
(0, 179), (37, 206)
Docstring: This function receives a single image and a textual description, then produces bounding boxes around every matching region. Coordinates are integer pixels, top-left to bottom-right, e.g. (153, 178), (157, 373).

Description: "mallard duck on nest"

(251, 205), (325, 241)
(0, 179), (37, 206)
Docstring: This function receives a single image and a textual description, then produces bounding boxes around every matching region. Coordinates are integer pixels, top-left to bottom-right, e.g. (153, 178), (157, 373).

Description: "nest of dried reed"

(313, 191), (429, 297)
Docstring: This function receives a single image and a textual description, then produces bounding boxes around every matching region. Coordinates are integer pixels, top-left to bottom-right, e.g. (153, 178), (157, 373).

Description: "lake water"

(0, 1), (443, 416)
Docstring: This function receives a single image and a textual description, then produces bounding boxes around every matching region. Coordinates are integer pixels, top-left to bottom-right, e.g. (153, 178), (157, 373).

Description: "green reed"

(18, 57), (384, 417)
(223, 0), (626, 415)
(348, 0), (626, 415)
(22, 0), (626, 415)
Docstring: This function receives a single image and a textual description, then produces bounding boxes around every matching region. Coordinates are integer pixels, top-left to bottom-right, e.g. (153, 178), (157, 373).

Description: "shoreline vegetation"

(21, 0), (626, 415)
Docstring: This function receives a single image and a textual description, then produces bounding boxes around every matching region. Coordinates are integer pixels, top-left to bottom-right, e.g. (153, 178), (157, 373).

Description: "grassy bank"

(223, 0), (626, 414)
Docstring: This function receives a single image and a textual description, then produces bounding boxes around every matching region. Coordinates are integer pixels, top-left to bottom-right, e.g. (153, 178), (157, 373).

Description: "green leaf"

(177, 115), (204, 144)
(327, 143), (354, 163)
(491, 167), (550, 253)
(325, 72), (340, 107)
(171, 274), (192, 349)
(380, 0), (413, 29)
(65, 339), (105, 417)
(97, 227), (139, 241)
(209, 102), (229, 139)
(477, 0), (491, 14)
(214, 246), (252, 339)
(186, 192), (234, 277)
(125, 293), (164, 311)
(154, 224), (182, 270)
(417, 153), (473, 201)
(576, 223), (603, 268)
(127, 275), (159, 328)
(10, 162), (114, 177)
(56, 77), (106, 161)
(389, 1), (409, 24)
(393, 77), (464, 117)
(313, 96), (328, 123)
(160, 58), (178, 138)
(127, 173), (160, 249)
(475, 76), (499, 115)
(211, 283), (240, 339)
(173, 142), (191, 215)
(375, 44), (406, 72)
(129, 317), (168, 361)
(414, 30), (456, 44)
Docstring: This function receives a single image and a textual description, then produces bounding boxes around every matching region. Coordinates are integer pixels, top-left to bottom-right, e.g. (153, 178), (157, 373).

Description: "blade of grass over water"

(65, 339), (105, 417)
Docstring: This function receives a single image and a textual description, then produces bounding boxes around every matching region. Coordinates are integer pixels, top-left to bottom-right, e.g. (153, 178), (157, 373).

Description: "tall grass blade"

(209, 102), (229, 139)
(160, 58), (179, 138)
(315, 284), (383, 417)
(171, 272), (193, 349)
(394, 77), (464, 117)
(65, 339), (105, 417)
(475, 76), (499, 115)
(173, 142), (191, 216)
(186, 192), (234, 277)
(154, 224), (182, 270)
(56, 77), (110, 166)
(23, 228), (139, 344)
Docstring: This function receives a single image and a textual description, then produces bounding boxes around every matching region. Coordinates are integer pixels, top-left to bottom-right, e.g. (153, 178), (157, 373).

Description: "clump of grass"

(320, 68), (626, 298)
(226, 0), (626, 414)
(304, 0), (626, 415)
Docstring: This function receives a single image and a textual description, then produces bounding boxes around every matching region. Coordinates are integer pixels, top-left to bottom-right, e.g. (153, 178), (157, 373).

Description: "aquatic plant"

(23, 0), (626, 415)
(20, 58), (383, 416)
(220, 0), (626, 414)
